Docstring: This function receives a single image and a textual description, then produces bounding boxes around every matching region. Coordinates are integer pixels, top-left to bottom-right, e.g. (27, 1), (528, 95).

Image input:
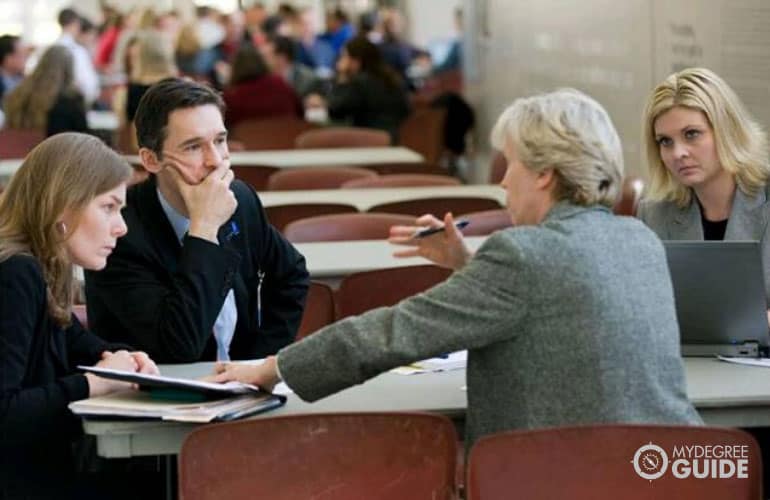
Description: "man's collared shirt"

(157, 189), (237, 361)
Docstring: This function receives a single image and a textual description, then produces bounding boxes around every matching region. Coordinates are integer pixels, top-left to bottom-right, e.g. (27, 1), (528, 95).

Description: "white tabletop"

(261, 185), (505, 211)
(295, 237), (488, 280)
(87, 110), (120, 131)
(125, 147), (423, 168)
(82, 357), (770, 458)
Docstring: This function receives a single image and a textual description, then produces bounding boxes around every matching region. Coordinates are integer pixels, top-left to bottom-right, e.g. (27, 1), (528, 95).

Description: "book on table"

(69, 366), (286, 422)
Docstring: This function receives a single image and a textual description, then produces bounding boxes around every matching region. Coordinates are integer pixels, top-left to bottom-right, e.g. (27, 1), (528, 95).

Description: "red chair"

(398, 108), (447, 165)
(341, 173), (461, 189)
(356, 162), (449, 176)
(296, 281), (336, 340)
(265, 203), (358, 233)
(467, 425), (761, 500)
(231, 165), (280, 191)
(295, 126), (391, 148)
(613, 176), (645, 216)
(230, 116), (317, 150)
(266, 166), (377, 191)
(179, 412), (458, 500)
(459, 208), (512, 236)
(337, 265), (452, 319)
(488, 150), (507, 184)
(369, 197), (502, 218)
(0, 128), (45, 159)
(284, 212), (414, 243)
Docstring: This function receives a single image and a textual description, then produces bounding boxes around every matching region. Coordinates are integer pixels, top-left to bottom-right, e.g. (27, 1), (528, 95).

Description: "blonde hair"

(4, 45), (78, 131)
(491, 88), (624, 207)
(132, 31), (177, 81)
(0, 133), (131, 326)
(642, 67), (770, 206)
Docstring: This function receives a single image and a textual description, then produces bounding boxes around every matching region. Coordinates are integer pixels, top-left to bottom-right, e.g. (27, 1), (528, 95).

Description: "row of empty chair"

(179, 418), (762, 500)
(297, 264), (453, 338)
(276, 209), (511, 240)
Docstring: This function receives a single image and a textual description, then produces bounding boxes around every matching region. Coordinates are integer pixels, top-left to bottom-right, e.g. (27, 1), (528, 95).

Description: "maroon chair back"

(459, 209), (512, 236)
(295, 126), (391, 148)
(266, 166), (377, 191)
(337, 265), (452, 319)
(613, 176), (645, 216)
(179, 412), (458, 500)
(488, 150), (507, 184)
(341, 173), (461, 189)
(265, 203), (359, 233)
(357, 162), (448, 176)
(0, 128), (45, 159)
(296, 281), (336, 340)
(399, 108), (447, 165)
(231, 165), (280, 191)
(467, 425), (762, 500)
(369, 197), (502, 218)
(284, 212), (414, 243)
(230, 117), (317, 150)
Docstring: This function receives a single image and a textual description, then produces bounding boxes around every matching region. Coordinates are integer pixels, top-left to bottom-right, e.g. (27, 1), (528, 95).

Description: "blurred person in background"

(125, 31), (178, 124)
(223, 43), (301, 127)
(262, 35), (326, 101)
(4, 45), (89, 137)
(55, 8), (100, 106)
(0, 34), (27, 107)
(308, 36), (409, 141)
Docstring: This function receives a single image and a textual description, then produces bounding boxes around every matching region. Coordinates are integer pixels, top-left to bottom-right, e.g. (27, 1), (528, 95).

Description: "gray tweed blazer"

(278, 203), (702, 446)
(637, 184), (770, 305)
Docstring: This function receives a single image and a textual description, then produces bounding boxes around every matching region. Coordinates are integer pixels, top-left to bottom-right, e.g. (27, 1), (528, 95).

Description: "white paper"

(717, 355), (770, 368)
(78, 365), (261, 394)
(391, 351), (467, 375)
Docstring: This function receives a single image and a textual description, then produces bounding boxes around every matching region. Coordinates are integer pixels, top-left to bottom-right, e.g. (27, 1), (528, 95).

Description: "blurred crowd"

(0, 3), (469, 157)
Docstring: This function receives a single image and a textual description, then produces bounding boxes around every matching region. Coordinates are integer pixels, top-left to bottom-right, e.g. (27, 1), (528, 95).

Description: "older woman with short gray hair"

(212, 88), (702, 447)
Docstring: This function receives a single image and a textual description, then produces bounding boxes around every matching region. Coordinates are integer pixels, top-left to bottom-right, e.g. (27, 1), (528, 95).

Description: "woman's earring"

(56, 221), (68, 235)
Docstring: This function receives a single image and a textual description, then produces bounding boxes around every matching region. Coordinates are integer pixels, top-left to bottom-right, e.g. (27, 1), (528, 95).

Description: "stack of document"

(391, 351), (467, 375)
(69, 366), (286, 422)
(70, 391), (281, 423)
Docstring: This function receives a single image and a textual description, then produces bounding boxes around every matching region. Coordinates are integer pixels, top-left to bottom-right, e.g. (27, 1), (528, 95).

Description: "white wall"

(404, 0), (461, 49)
(468, 0), (770, 178)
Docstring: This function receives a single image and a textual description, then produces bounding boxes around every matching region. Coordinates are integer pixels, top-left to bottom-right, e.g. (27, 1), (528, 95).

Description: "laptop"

(663, 241), (770, 357)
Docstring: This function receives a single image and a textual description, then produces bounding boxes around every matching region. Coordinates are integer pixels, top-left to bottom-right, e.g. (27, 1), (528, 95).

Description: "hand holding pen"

(388, 212), (474, 271)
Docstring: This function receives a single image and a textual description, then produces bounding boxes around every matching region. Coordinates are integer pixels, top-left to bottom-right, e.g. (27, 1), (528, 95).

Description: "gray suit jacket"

(638, 184), (770, 305)
(278, 203), (701, 446)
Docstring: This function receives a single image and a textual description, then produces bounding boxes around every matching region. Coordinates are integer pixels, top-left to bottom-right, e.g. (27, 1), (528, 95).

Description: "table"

(125, 147), (423, 168)
(87, 110), (120, 131)
(261, 185), (505, 211)
(295, 237), (488, 282)
(82, 358), (770, 458)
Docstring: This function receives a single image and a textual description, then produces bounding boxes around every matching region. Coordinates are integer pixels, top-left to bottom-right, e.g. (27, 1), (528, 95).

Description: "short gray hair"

(490, 88), (624, 207)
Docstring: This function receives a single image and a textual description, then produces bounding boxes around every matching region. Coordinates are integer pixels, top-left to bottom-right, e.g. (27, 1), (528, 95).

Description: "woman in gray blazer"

(213, 89), (701, 447)
(637, 68), (770, 306)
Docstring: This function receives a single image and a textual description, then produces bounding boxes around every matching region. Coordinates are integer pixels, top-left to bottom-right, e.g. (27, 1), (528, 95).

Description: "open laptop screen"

(663, 241), (769, 357)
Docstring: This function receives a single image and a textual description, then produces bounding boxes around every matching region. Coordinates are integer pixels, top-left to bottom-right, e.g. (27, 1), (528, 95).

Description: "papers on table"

(391, 351), (467, 375)
(78, 365), (262, 396)
(717, 355), (770, 368)
(69, 391), (283, 423)
(72, 365), (287, 421)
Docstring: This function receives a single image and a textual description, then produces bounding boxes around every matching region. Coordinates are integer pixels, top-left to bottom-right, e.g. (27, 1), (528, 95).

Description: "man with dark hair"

(0, 35), (26, 106)
(262, 35), (326, 99)
(85, 78), (309, 363)
(55, 8), (100, 104)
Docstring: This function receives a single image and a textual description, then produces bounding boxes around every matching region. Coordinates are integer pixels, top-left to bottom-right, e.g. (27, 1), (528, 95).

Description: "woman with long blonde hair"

(0, 133), (158, 498)
(637, 67), (770, 305)
(3, 45), (89, 136)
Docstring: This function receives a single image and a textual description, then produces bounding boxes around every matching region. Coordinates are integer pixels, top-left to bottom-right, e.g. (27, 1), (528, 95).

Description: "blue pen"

(413, 219), (470, 239)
